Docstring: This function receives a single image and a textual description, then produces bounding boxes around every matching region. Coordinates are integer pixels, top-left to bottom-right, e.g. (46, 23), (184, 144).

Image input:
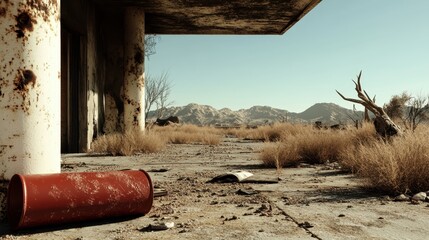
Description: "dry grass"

(260, 128), (355, 167)
(339, 126), (429, 194)
(152, 124), (222, 145)
(89, 130), (167, 156)
(227, 123), (311, 142)
(89, 124), (223, 156)
(260, 123), (378, 167)
(260, 122), (429, 194)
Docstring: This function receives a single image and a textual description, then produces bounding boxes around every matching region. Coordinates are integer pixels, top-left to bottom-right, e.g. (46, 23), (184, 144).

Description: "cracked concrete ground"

(1, 138), (428, 240)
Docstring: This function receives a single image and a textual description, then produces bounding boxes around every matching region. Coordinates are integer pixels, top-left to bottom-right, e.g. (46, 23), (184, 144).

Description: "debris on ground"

(207, 170), (253, 183)
(140, 222), (175, 232)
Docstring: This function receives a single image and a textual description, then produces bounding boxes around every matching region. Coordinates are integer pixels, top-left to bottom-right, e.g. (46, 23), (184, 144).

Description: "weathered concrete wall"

(61, 0), (109, 151)
(103, 11), (125, 134)
(86, 2), (106, 149)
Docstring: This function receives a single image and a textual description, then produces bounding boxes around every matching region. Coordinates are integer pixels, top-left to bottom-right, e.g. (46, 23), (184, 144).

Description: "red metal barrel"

(7, 169), (153, 230)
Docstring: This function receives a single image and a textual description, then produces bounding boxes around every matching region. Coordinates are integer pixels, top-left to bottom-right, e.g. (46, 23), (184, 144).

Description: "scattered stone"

(236, 188), (258, 195)
(298, 221), (314, 228)
(338, 214), (345, 217)
(411, 199), (420, 205)
(412, 192), (427, 202)
(394, 194), (410, 202)
(254, 204), (271, 214)
(236, 203), (249, 208)
(154, 189), (168, 197)
(148, 168), (169, 172)
(224, 216), (238, 221)
(258, 229), (264, 232)
(378, 217), (384, 220)
(140, 222), (175, 232)
(381, 195), (391, 201)
(347, 205), (353, 208)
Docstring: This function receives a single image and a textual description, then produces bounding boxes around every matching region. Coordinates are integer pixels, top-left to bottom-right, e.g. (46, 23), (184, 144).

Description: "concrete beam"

(0, 0), (61, 179)
(94, 0), (321, 35)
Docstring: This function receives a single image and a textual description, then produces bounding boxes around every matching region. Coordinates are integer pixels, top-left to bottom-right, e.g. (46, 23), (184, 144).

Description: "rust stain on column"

(123, 7), (145, 131)
(0, 0), (61, 180)
(14, 69), (36, 91)
(14, 11), (36, 38)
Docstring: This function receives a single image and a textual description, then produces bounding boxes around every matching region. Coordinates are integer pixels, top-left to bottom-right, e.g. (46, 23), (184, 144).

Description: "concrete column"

(0, 1), (61, 179)
(123, 7), (145, 131)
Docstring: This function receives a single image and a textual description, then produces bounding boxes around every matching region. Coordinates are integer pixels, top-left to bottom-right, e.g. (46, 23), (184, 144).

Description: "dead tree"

(336, 71), (402, 137)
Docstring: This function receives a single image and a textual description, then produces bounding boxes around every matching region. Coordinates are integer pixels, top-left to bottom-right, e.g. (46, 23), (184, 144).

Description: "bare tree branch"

(145, 73), (172, 122)
(336, 71), (402, 137)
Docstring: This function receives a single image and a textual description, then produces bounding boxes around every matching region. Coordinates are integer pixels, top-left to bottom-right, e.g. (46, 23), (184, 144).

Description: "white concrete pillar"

(0, 1), (61, 179)
(123, 7), (145, 131)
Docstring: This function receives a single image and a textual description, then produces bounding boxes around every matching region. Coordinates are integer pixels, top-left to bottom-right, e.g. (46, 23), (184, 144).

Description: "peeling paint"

(0, 7), (6, 17)
(15, 11), (36, 38)
(26, 0), (59, 22)
(14, 69), (36, 91)
(133, 46), (143, 65)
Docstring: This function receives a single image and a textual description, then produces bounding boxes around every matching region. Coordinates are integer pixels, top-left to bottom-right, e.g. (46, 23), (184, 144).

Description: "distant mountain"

(298, 103), (358, 123)
(148, 103), (363, 126)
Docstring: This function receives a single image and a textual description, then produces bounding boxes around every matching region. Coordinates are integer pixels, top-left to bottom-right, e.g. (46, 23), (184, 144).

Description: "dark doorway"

(61, 28), (80, 153)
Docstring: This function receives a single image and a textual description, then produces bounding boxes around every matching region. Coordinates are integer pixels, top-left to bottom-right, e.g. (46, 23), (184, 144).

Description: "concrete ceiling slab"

(98, 0), (321, 34)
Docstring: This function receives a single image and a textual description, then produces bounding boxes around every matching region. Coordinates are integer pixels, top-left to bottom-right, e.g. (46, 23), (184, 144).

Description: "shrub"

(339, 129), (429, 194)
(153, 124), (222, 145)
(89, 130), (167, 156)
(260, 128), (354, 167)
(228, 123), (311, 142)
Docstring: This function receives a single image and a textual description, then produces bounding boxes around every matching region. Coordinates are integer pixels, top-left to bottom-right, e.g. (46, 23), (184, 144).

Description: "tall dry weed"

(152, 124), (222, 145)
(89, 130), (167, 156)
(339, 128), (429, 194)
(229, 123), (311, 142)
(260, 123), (380, 167)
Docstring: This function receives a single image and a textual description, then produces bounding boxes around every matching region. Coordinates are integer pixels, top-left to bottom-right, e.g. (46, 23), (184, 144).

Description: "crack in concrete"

(269, 199), (323, 240)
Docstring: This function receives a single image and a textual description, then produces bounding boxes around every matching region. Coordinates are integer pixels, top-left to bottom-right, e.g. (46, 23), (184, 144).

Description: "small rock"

(338, 214), (345, 217)
(236, 188), (258, 195)
(298, 221), (313, 228)
(381, 195), (391, 201)
(394, 194), (409, 202)
(412, 192), (427, 202)
(225, 216), (238, 221)
(140, 222), (175, 232)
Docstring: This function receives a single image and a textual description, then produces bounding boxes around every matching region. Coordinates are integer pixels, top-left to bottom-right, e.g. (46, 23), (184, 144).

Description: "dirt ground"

(1, 137), (429, 240)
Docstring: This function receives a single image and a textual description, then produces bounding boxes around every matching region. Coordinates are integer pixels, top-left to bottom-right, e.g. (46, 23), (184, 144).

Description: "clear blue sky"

(146, 0), (429, 113)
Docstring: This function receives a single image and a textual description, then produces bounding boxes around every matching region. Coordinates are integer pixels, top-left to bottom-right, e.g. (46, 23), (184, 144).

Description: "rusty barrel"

(7, 170), (153, 230)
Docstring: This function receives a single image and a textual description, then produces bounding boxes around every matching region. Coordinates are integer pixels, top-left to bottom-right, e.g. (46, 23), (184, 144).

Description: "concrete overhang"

(96, 0), (321, 34)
